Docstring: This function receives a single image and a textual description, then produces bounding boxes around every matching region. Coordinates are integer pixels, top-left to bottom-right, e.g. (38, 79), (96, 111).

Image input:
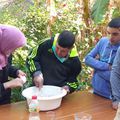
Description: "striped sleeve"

(26, 38), (49, 76)
(27, 46), (38, 73)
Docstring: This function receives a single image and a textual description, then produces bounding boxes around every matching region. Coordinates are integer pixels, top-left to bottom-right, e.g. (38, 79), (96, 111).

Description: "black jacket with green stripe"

(27, 37), (82, 93)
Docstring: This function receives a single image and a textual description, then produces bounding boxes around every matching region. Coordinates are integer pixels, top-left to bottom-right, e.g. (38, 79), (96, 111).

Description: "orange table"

(0, 91), (116, 120)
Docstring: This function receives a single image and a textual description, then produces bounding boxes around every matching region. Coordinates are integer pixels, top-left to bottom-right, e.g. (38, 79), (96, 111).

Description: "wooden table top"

(0, 91), (116, 120)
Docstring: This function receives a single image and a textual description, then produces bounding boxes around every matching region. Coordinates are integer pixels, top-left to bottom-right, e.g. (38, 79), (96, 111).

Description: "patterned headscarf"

(0, 25), (26, 70)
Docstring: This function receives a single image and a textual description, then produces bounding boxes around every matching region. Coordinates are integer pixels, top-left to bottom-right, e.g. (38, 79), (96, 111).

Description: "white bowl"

(22, 85), (67, 111)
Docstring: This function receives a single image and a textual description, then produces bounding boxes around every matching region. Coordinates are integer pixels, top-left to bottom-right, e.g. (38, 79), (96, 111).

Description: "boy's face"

(107, 27), (120, 45)
(55, 43), (71, 58)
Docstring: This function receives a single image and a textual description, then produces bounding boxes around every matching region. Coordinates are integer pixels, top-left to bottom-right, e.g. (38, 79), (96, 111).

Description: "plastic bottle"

(29, 95), (40, 120)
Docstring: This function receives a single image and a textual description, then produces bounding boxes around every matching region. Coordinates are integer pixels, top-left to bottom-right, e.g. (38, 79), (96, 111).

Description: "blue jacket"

(85, 37), (120, 99)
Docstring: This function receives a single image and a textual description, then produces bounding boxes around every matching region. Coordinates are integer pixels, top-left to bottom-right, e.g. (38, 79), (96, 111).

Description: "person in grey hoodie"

(85, 17), (120, 99)
(110, 47), (120, 110)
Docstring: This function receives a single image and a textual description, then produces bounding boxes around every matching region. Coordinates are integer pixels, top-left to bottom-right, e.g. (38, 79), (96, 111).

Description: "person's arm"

(95, 70), (110, 81)
(7, 55), (18, 78)
(63, 57), (82, 93)
(110, 47), (120, 102)
(8, 55), (26, 78)
(0, 83), (11, 98)
(26, 40), (50, 88)
(0, 78), (24, 98)
(85, 39), (110, 71)
(26, 45), (43, 88)
(3, 78), (24, 89)
(27, 45), (43, 76)
(27, 39), (52, 77)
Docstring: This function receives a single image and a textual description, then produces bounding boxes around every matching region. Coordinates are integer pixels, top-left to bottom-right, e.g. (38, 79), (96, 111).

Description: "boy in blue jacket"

(85, 17), (120, 99)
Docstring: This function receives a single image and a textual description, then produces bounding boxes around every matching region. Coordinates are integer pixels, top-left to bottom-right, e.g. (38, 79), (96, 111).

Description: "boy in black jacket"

(27, 30), (81, 93)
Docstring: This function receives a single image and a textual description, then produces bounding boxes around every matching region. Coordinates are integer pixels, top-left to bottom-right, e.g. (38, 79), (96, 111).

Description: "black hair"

(108, 17), (120, 28)
(57, 30), (75, 48)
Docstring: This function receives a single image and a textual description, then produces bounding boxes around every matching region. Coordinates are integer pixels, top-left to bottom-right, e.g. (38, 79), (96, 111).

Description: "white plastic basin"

(22, 85), (67, 111)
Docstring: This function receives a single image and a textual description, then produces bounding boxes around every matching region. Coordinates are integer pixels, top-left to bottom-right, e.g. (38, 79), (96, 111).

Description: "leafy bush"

(22, 6), (49, 47)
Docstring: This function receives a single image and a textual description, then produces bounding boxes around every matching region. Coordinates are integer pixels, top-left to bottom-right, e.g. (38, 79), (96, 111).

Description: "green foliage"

(22, 6), (49, 48)
(51, 0), (81, 34)
(112, 8), (120, 18)
(91, 0), (110, 23)
(0, 10), (18, 25)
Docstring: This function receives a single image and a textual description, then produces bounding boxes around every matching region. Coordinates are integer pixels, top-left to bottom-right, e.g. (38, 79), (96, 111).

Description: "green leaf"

(91, 0), (110, 23)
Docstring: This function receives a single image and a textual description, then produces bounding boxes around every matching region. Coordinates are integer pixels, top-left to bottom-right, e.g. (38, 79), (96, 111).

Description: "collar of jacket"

(107, 41), (120, 51)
